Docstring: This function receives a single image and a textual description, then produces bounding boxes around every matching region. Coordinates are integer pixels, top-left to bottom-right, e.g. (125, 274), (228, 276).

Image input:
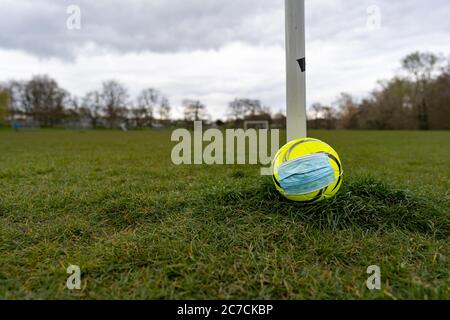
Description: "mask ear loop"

(318, 152), (343, 176)
(320, 152), (344, 191)
(327, 154), (344, 193)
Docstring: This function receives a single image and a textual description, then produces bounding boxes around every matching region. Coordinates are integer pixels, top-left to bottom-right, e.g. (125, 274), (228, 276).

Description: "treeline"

(0, 51), (449, 130)
(309, 52), (450, 130)
(0, 78), (172, 129)
(0, 75), (284, 129)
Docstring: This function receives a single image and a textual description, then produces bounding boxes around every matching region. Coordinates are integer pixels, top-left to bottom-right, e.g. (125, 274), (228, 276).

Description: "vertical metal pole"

(285, 0), (307, 141)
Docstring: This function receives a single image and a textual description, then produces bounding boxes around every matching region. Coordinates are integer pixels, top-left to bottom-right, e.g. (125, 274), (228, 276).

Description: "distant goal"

(243, 120), (269, 130)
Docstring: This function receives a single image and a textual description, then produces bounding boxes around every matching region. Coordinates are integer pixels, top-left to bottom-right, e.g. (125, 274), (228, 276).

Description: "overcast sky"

(1, 0), (449, 119)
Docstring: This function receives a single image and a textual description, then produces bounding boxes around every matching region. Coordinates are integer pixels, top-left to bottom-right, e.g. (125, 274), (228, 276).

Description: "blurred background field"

(0, 129), (448, 299)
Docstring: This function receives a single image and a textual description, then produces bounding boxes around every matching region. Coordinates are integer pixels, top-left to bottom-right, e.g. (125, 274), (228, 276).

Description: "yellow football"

(272, 138), (343, 203)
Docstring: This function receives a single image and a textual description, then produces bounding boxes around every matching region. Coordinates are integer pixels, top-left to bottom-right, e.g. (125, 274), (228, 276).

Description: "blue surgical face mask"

(278, 153), (336, 195)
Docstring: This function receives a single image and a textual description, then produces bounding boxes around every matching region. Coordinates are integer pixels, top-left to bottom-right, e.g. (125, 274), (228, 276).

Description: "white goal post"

(285, 0), (307, 142)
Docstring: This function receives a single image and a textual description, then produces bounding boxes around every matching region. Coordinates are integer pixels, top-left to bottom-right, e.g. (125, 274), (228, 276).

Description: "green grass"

(0, 129), (448, 300)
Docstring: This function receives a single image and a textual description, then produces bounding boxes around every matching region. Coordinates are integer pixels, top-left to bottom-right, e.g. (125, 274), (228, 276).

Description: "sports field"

(0, 129), (448, 299)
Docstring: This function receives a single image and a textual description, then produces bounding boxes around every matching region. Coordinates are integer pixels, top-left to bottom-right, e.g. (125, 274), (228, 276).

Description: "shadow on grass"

(210, 176), (449, 238)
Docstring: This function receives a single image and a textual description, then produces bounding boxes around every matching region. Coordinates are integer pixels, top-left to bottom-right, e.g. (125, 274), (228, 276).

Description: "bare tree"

(368, 78), (416, 129)
(227, 98), (263, 120)
(426, 70), (450, 129)
(183, 99), (207, 121)
(159, 97), (171, 121)
(136, 88), (160, 127)
(322, 106), (337, 130)
(0, 89), (8, 125)
(335, 93), (360, 129)
(1, 80), (26, 120)
(81, 91), (103, 128)
(272, 110), (286, 129)
(310, 103), (323, 129)
(100, 80), (129, 128)
(23, 75), (68, 127)
(129, 107), (147, 128)
(402, 52), (443, 130)
(228, 99), (245, 120)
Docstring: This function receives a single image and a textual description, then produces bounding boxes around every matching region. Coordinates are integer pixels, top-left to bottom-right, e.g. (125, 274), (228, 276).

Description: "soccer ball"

(272, 138), (343, 203)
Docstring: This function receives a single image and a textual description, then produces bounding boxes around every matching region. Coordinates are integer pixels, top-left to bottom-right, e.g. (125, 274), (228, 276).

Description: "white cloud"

(0, 0), (284, 57)
(0, 43), (285, 119)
